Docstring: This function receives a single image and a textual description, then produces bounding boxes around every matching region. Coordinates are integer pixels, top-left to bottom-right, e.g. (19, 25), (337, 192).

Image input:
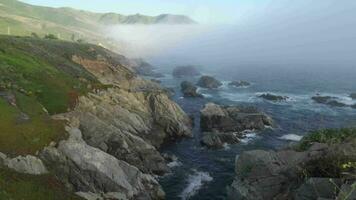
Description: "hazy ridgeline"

(106, 0), (356, 72)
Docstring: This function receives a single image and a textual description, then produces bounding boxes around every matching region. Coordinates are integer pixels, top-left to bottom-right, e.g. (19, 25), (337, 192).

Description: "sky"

(20, 0), (265, 24)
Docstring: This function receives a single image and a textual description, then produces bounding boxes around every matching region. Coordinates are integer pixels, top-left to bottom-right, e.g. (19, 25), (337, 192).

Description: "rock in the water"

(200, 103), (272, 148)
(200, 103), (272, 133)
(352, 104), (356, 109)
(197, 76), (222, 89)
(0, 154), (48, 175)
(258, 93), (288, 102)
(40, 127), (165, 200)
(350, 93), (356, 99)
(229, 80), (251, 88)
(312, 96), (347, 107)
(180, 81), (203, 98)
(201, 131), (240, 148)
(172, 65), (200, 78)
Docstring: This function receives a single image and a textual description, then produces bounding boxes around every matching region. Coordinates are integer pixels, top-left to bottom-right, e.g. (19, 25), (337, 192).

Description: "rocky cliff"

(0, 36), (192, 199)
(228, 129), (356, 200)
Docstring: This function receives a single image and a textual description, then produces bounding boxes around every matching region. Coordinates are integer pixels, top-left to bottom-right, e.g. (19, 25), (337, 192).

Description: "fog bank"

(106, 0), (356, 70)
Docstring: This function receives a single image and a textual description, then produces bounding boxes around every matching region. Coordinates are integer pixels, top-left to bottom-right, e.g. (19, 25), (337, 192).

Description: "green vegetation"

(297, 128), (356, 151)
(0, 35), (112, 155)
(0, 167), (83, 200)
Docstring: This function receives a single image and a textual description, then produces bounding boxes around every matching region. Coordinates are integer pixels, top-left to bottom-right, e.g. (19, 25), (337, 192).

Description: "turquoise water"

(152, 65), (356, 200)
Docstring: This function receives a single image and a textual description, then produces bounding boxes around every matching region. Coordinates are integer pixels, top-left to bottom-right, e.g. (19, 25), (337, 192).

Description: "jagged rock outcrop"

(40, 127), (165, 200)
(200, 103), (272, 148)
(172, 66), (200, 78)
(130, 59), (164, 78)
(197, 76), (222, 89)
(227, 138), (356, 200)
(180, 81), (203, 98)
(69, 54), (192, 175)
(0, 153), (48, 175)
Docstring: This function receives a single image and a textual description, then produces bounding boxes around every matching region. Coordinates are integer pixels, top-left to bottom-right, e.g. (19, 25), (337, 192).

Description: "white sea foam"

(223, 143), (231, 150)
(180, 171), (213, 200)
(240, 131), (257, 144)
(167, 160), (183, 168)
(279, 134), (303, 141)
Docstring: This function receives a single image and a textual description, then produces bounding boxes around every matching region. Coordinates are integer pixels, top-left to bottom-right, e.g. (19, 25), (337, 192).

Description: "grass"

(0, 167), (83, 200)
(0, 35), (114, 155)
(296, 128), (356, 151)
(0, 92), (66, 156)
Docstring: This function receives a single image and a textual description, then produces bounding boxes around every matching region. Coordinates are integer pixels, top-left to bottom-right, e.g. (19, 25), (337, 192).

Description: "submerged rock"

(312, 96), (348, 107)
(258, 93), (288, 102)
(196, 76), (222, 89)
(229, 80), (251, 88)
(200, 103), (272, 148)
(172, 65), (200, 78)
(180, 81), (203, 98)
(350, 93), (356, 99)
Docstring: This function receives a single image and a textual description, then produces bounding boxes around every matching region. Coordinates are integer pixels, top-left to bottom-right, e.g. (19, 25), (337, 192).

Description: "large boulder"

(172, 65), (200, 78)
(180, 81), (203, 98)
(200, 103), (272, 148)
(197, 76), (222, 89)
(40, 127), (165, 200)
(201, 131), (240, 149)
(200, 103), (272, 133)
(227, 137), (356, 200)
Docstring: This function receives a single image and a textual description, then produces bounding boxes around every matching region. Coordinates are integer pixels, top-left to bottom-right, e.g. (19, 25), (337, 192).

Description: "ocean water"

(150, 64), (356, 200)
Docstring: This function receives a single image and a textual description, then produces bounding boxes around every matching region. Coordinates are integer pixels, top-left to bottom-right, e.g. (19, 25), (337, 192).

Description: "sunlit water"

(148, 64), (356, 200)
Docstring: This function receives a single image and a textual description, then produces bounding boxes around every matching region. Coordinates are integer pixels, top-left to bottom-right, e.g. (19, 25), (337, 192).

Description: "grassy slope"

(0, 35), (116, 199)
(0, 35), (109, 155)
(0, 166), (83, 200)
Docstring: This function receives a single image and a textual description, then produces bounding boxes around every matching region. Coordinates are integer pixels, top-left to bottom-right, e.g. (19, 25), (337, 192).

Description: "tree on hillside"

(44, 34), (58, 40)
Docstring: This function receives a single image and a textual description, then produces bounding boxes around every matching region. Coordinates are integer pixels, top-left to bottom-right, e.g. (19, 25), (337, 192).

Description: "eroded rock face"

(227, 140), (356, 200)
(40, 127), (165, 200)
(172, 66), (200, 78)
(180, 81), (203, 98)
(72, 87), (191, 175)
(197, 76), (222, 89)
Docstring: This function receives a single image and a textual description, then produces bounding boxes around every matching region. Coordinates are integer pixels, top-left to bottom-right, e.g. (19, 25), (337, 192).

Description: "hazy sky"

(20, 0), (266, 24)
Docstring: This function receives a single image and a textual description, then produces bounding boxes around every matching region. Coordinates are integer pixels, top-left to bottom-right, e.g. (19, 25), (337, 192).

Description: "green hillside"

(0, 0), (195, 42)
(0, 35), (114, 155)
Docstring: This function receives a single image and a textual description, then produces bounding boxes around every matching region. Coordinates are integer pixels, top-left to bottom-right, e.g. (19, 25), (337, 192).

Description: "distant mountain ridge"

(0, 0), (196, 42)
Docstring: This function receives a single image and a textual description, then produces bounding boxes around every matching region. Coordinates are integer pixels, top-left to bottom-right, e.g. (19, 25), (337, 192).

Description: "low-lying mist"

(105, 0), (356, 72)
